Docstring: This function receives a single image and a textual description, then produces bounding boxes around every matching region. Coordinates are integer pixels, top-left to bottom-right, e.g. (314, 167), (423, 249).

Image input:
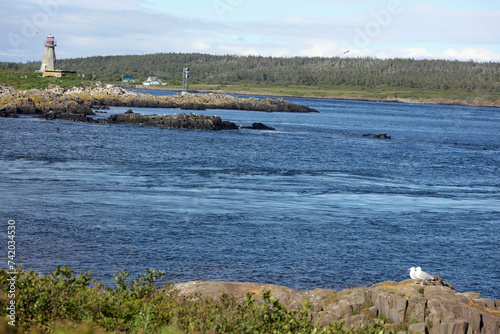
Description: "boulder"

(362, 133), (392, 139)
(173, 281), (297, 306)
(239, 122), (276, 131)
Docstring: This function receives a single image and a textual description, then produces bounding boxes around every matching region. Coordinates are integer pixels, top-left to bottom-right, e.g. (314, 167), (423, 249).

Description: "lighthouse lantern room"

(44, 34), (57, 47)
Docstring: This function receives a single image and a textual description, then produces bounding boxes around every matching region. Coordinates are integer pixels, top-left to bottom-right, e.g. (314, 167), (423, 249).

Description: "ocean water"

(1, 90), (499, 300)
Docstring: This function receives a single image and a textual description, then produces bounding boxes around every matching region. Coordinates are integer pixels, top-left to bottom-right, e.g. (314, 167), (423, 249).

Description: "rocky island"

(0, 85), (317, 130)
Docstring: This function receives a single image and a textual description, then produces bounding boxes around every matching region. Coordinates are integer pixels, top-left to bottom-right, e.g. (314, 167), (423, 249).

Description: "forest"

(2, 53), (500, 92)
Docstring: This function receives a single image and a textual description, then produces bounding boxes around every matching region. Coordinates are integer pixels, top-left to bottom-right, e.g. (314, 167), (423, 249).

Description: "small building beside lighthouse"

(39, 34), (76, 77)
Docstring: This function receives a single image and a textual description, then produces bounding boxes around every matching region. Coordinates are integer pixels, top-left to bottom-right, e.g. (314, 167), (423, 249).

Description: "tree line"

(1, 53), (499, 91)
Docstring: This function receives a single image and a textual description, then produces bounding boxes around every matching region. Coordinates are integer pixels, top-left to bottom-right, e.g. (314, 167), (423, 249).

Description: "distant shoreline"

(119, 84), (500, 109)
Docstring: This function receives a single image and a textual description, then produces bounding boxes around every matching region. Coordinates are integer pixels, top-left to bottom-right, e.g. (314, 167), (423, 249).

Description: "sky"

(1, 0), (500, 63)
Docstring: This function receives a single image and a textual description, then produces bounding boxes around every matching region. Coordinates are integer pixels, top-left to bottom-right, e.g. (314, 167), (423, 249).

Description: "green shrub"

(0, 267), (396, 333)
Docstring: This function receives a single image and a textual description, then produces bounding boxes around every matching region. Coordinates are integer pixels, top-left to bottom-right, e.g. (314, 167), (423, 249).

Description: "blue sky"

(1, 0), (499, 62)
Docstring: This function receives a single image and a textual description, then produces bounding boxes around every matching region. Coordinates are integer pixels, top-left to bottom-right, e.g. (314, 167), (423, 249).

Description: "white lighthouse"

(40, 34), (56, 72)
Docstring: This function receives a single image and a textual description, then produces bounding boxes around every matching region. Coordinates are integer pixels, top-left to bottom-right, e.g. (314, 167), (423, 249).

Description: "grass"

(0, 69), (89, 90)
(0, 266), (397, 334)
(185, 83), (500, 107)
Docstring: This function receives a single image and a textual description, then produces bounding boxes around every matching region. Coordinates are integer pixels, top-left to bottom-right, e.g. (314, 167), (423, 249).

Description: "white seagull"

(408, 267), (418, 281)
(415, 267), (434, 285)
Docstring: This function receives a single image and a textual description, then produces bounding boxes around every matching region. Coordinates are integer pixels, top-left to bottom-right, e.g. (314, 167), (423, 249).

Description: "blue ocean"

(1, 90), (499, 300)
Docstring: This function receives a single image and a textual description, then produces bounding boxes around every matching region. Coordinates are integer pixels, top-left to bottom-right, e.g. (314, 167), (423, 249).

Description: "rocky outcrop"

(0, 85), (283, 130)
(0, 86), (94, 116)
(42, 110), (274, 131)
(65, 86), (319, 112)
(173, 279), (500, 334)
(0, 85), (318, 118)
(101, 112), (239, 131)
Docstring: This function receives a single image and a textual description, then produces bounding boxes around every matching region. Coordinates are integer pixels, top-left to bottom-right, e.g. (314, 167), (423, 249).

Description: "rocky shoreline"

(174, 278), (500, 334)
(0, 85), (317, 130)
(0, 85), (396, 135)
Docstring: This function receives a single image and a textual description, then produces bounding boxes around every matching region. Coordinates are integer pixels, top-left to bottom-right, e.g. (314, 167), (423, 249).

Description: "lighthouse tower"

(40, 34), (57, 72)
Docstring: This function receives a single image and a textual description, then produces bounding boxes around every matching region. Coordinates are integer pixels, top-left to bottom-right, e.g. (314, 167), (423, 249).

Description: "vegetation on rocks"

(0, 267), (393, 334)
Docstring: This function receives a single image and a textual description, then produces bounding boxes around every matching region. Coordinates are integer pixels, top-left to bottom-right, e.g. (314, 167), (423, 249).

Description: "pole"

(182, 68), (190, 94)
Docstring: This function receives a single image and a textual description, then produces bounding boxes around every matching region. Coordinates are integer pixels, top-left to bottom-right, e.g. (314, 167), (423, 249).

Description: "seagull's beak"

(408, 268), (411, 270)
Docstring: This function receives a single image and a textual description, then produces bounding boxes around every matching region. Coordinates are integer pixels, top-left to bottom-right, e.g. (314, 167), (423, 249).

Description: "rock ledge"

(0, 85), (319, 117)
(173, 279), (500, 334)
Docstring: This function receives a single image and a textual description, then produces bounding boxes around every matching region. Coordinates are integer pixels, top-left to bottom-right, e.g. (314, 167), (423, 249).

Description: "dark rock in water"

(240, 122), (276, 131)
(0, 109), (19, 118)
(251, 122), (276, 130)
(57, 113), (95, 123)
(222, 121), (239, 130)
(102, 112), (240, 131)
(39, 112), (95, 123)
(100, 112), (273, 131)
(363, 133), (392, 139)
(104, 112), (141, 124)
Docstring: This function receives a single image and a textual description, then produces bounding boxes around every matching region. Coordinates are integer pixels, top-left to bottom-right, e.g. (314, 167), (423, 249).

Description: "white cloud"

(64, 0), (150, 11)
(442, 47), (500, 62)
(191, 41), (211, 51)
(302, 42), (341, 57)
(217, 45), (261, 56)
(391, 3), (500, 45)
(1, 0), (500, 63)
(375, 47), (500, 62)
